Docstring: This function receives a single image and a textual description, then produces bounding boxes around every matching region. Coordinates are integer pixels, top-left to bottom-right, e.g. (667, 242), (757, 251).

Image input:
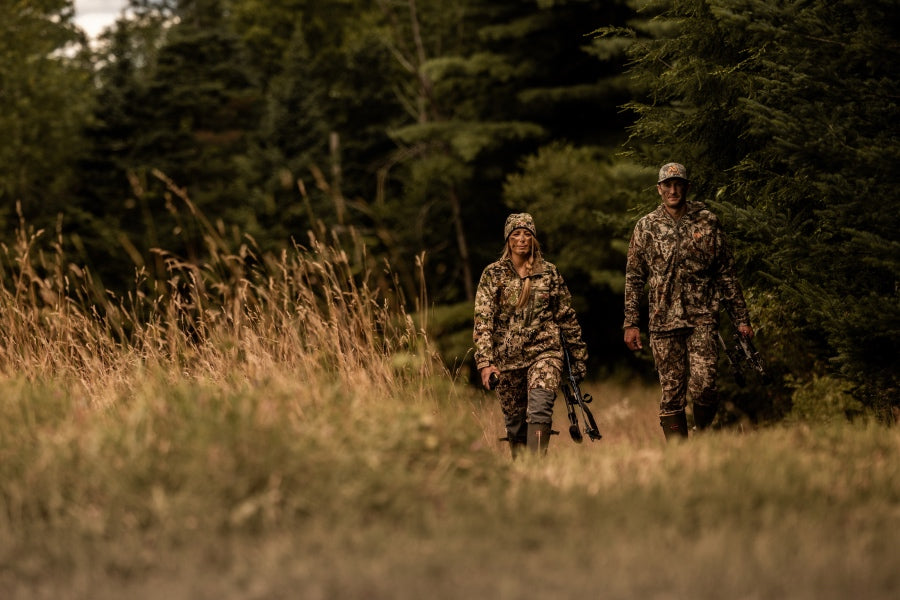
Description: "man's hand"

(737, 324), (754, 339)
(624, 327), (642, 351)
(480, 365), (500, 390)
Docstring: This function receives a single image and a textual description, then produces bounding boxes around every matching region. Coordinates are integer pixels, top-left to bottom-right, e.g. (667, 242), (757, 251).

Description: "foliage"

(420, 299), (478, 380)
(1, 170), (898, 599)
(619, 0), (899, 414)
(503, 143), (653, 370)
(61, 0), (637, 319)
(787, 374), (866, 424)
(504, 143), (640, 293)
(0, 0), (93, 230)
(2, 347), (900, 598)
(4, 0), (896, 415)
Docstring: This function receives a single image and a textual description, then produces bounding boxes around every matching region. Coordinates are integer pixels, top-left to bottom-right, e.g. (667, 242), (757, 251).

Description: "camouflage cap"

(658, 162), (689, 183)
(504, 213), (537, 240)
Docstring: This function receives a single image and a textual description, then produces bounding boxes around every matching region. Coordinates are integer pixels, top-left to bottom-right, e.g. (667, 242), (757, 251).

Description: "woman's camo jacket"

(624, 200), (750, 333)
(473, 256), (587, 374)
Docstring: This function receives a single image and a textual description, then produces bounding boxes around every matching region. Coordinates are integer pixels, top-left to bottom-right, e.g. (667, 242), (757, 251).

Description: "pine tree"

(0, 0), (93, 232)
(371, 0), (637, 305)
(74, 8), (171, 285)
(123, 0), (264, 266)
(622, 0), (899, 416)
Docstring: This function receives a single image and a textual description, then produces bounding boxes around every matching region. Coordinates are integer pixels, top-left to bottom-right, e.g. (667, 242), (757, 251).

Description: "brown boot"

(527, 422), (552, 455)
(693, 403), (718, 430)
(660, 412), (689, 442)
(505, 419), (528, 459)
(508, 439), (527, 459)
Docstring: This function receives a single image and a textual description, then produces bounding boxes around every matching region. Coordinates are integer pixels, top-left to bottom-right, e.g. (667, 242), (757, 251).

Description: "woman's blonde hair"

(501, 236), (541, 309)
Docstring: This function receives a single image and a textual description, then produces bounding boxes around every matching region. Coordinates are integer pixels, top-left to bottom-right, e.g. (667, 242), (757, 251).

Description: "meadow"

(1, 220), (898, 599)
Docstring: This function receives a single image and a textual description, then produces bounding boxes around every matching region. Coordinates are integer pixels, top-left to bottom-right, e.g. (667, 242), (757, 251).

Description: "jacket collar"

(653, 200), (708, 221)
(503, 255), (546, 279)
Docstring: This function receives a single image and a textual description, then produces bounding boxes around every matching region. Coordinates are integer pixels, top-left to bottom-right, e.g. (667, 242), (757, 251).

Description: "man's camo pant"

(649, 325), (719, 417)
(495, 357), (561, 442)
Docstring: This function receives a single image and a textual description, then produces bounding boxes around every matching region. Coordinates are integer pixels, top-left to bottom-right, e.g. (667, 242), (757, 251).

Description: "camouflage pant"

(649, 325), (719, 417)
(495, 358), (561, 440)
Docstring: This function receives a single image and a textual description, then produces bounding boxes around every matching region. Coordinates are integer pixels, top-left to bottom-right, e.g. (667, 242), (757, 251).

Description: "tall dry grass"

(0, 197), (476, 590)
(0, 195), (434, 399)
(1, 196), (899, 600)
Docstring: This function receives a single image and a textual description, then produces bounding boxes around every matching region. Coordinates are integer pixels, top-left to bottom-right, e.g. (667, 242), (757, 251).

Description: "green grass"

(2, 373), (898, 599)
(0, 218), (897, 599)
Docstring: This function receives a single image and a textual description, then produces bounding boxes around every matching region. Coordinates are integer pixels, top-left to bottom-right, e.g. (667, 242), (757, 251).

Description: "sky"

(73, 0), (130, 39)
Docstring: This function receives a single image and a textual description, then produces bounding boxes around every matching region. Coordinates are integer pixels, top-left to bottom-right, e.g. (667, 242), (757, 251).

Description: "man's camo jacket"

(473, 256), (587, 373)
(624, 201), (750, 333)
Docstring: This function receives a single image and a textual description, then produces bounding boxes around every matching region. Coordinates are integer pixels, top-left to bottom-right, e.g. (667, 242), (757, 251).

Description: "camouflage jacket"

(473, 256), (587, 373)
(624, 201), (750, 333)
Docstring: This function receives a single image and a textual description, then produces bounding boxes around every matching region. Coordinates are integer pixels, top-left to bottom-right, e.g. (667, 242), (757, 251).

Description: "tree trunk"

(450, 186), (474, 301)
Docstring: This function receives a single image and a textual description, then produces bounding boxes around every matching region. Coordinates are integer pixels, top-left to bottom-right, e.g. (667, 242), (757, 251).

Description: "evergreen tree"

(503, 144), (649, 372)
(373, 0), (636, 306)
(245, 0), (405, 237)
(621, 0), (899, 416)
(0, 0), (93, 233)
(74, 7), (171, 284)
(96, 0), (264, 271)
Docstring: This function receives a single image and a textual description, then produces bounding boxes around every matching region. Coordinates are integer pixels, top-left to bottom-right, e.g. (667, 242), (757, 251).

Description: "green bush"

(787, 375), (866, 423)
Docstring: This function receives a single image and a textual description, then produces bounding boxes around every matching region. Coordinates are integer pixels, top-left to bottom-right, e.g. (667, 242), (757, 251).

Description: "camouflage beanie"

(504, 213), (537, 240)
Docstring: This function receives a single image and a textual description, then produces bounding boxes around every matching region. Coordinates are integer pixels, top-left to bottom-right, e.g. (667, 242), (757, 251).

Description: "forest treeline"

(1, 0), (897, 420)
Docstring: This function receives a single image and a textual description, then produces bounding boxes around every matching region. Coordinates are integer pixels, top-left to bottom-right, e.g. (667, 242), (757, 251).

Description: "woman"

(473, 213), (588, 457)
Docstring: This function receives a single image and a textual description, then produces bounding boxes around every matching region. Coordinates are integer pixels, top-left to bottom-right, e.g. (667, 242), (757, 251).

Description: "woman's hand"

(572, 361), (587, 383)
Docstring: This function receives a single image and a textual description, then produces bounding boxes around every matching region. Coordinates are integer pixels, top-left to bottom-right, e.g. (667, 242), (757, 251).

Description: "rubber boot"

(505, 418), (528, 459)
(693, 403), (718, 430)
(508, 438), (527, 459)
(660, 412), (689, 442)
(527, 422), (552, 456)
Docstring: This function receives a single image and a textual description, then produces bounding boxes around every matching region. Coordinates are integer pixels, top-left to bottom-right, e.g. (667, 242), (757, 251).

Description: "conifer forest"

(2, 0), (898, 418)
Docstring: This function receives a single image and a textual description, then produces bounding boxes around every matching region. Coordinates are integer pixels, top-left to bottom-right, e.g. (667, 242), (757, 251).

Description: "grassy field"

(1, 224), (898, 599)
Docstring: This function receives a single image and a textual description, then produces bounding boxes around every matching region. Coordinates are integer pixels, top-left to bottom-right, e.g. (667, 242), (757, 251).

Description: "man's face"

(657, 178), (689, 209)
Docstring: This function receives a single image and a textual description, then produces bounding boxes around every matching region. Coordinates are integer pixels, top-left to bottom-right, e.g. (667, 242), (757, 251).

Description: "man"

(624, 162), (753, 441)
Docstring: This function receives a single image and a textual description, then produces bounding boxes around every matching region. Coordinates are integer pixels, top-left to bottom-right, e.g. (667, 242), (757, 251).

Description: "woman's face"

(508, 228), (533, 257)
